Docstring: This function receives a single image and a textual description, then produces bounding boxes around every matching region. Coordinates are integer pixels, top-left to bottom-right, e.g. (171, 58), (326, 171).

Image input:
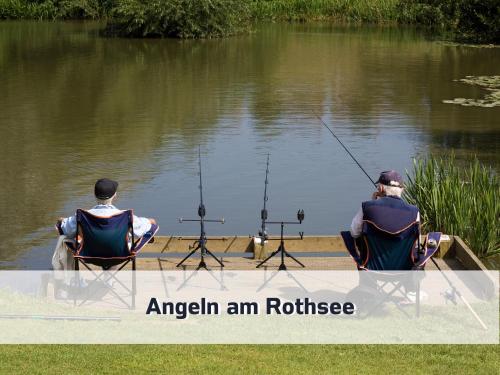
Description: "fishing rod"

(255, 154), (305, 271)
(258, 153), (270, 244)
(313, 112), (488, 330)
(0, 314), (121, 322)
(177, 146), (225, 270)
(434, 260), (487, 330)
(313, 112), (377, 187)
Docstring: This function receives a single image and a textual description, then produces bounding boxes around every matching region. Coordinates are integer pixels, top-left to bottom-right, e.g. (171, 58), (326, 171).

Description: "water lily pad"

(444, 75), (500, 107)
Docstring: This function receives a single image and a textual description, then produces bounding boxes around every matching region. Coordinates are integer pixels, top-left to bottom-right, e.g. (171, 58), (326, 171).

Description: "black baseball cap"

(94, 178), (118, 199)
(376, 170), (403, 187)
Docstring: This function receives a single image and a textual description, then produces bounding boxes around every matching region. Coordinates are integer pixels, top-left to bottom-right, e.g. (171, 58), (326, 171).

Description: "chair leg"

(416, 279), (421, 318)
(132, 258), (136, 310)
(74, 259), (79, 306)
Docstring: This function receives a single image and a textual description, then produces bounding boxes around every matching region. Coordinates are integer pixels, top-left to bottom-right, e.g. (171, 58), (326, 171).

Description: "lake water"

(0, 21), (498, 269)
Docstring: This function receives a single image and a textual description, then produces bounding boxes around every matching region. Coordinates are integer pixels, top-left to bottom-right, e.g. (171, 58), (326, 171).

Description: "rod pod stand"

(177, 147), (225, 270)
(176, 213), (225, 270)
(256, 210), (305, 271)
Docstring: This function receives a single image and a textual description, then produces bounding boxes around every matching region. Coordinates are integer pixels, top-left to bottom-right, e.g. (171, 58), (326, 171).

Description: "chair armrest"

(63, 238), (77, 253)
(133, 224), (160, 253)
(341, 231), (364, 267)
(413, 232), (442, 268)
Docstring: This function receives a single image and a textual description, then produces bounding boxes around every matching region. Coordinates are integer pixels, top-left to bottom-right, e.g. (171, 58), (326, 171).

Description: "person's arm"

(56, 218), (64, 235)
(132, 215), (155, 238)
(59, 215), (77, 237)
(350, 207), (363, 238)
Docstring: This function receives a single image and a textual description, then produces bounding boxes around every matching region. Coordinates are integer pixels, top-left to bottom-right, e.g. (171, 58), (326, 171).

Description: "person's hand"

(149, 218), (157, 225)
(56, 218), (64, 234)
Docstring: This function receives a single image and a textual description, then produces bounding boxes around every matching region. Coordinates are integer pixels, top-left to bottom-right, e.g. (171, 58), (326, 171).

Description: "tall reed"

(250, 0), (400, 22)
(404, 156), (499, 258)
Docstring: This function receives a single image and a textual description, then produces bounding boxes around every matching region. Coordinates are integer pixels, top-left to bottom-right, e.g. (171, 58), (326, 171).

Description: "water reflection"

(0, 21), (498, 268)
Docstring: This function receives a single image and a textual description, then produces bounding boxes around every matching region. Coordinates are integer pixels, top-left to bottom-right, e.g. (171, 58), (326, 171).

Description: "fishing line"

(312, 112), (377, 187)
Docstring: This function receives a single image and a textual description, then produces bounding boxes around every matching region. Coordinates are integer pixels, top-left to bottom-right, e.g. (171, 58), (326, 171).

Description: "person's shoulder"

(362, 197), (380, 207)
(88, 205), (122, 215)
(408, 202), (419, 212)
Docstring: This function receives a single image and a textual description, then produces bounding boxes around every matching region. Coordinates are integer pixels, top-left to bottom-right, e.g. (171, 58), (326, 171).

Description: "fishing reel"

(198, 203), (206, 218)
(259, 209), (268, 240)
(297, 209), (305, 223)
(261, 208), (268, 221)
(442, 288), (457, 305)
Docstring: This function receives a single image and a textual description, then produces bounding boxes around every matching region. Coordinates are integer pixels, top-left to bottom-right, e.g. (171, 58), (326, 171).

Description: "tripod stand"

(177, 147), (225, 270)
(256, 210), (305, 271)
(176, 217), (224, 270)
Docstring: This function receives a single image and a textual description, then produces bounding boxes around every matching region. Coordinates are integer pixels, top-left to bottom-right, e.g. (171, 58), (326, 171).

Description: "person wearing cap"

(350, 170), (420, 238)
(52, 178), (156, 271)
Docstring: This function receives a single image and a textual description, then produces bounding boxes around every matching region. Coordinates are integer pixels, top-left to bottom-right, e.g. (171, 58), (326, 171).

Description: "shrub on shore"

(398, 0), (500, 44)
(104, 0), (251, 38)
(404, 156), (499, 258)
(0, 0), (111, 20)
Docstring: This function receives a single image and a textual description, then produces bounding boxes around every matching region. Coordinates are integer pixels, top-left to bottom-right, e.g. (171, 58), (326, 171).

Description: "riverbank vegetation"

(0, 0), (498, 43)
(398, 0), (500, 44)
(105, 0), (250, 38)
(0, 0), (111, 20)
(405, 156), (499, 258)
(250, 0), (400, 22)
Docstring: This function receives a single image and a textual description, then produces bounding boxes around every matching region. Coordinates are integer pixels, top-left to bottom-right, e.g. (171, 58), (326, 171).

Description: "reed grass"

(250, 0), (400, 22)
(404, 156), (499, 258)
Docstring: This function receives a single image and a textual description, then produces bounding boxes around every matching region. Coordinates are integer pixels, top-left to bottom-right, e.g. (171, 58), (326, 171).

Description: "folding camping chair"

(341, 222), (441, 318)
(64, 209), (159, 309)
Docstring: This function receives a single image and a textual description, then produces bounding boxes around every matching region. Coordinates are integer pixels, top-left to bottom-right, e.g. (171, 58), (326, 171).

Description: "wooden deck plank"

(133, 256), (458, 271)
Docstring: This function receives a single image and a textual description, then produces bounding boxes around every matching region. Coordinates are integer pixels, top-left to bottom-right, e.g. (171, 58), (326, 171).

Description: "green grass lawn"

(0, 345), (498, 374)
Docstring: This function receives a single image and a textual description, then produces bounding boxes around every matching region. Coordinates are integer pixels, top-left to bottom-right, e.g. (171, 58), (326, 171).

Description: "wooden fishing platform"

(133, 235), (488, 271)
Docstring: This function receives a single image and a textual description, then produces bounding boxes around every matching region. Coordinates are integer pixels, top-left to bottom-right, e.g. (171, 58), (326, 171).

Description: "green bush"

(105, 0), (251, 38)
(56, 0), (101, 19)
(0, 0), (112, 20)
(404, 156), (499, 258)
(454, 0), (500, 44)
(398, 0), (500, 44)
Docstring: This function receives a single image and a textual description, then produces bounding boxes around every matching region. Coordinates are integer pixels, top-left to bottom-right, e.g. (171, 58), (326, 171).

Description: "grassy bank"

(0, 345), (498, 374)
(405, 156), (499, 258)
(250, 0), (400, 22)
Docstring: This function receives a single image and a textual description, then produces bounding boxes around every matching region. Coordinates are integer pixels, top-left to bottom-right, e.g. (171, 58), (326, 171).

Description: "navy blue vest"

(362, 196), (418, 236)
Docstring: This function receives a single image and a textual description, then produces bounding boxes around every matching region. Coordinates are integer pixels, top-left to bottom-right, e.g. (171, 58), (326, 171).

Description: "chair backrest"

(75, 209), (134, 259)
(361, 221), (419, 271)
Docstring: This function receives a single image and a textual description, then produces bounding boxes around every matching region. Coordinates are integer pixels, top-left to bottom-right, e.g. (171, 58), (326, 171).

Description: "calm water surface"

(0, 21), (498, 269)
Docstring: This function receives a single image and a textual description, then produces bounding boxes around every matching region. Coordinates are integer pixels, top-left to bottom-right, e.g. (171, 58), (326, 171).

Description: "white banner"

(0, 270), (497, 344)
